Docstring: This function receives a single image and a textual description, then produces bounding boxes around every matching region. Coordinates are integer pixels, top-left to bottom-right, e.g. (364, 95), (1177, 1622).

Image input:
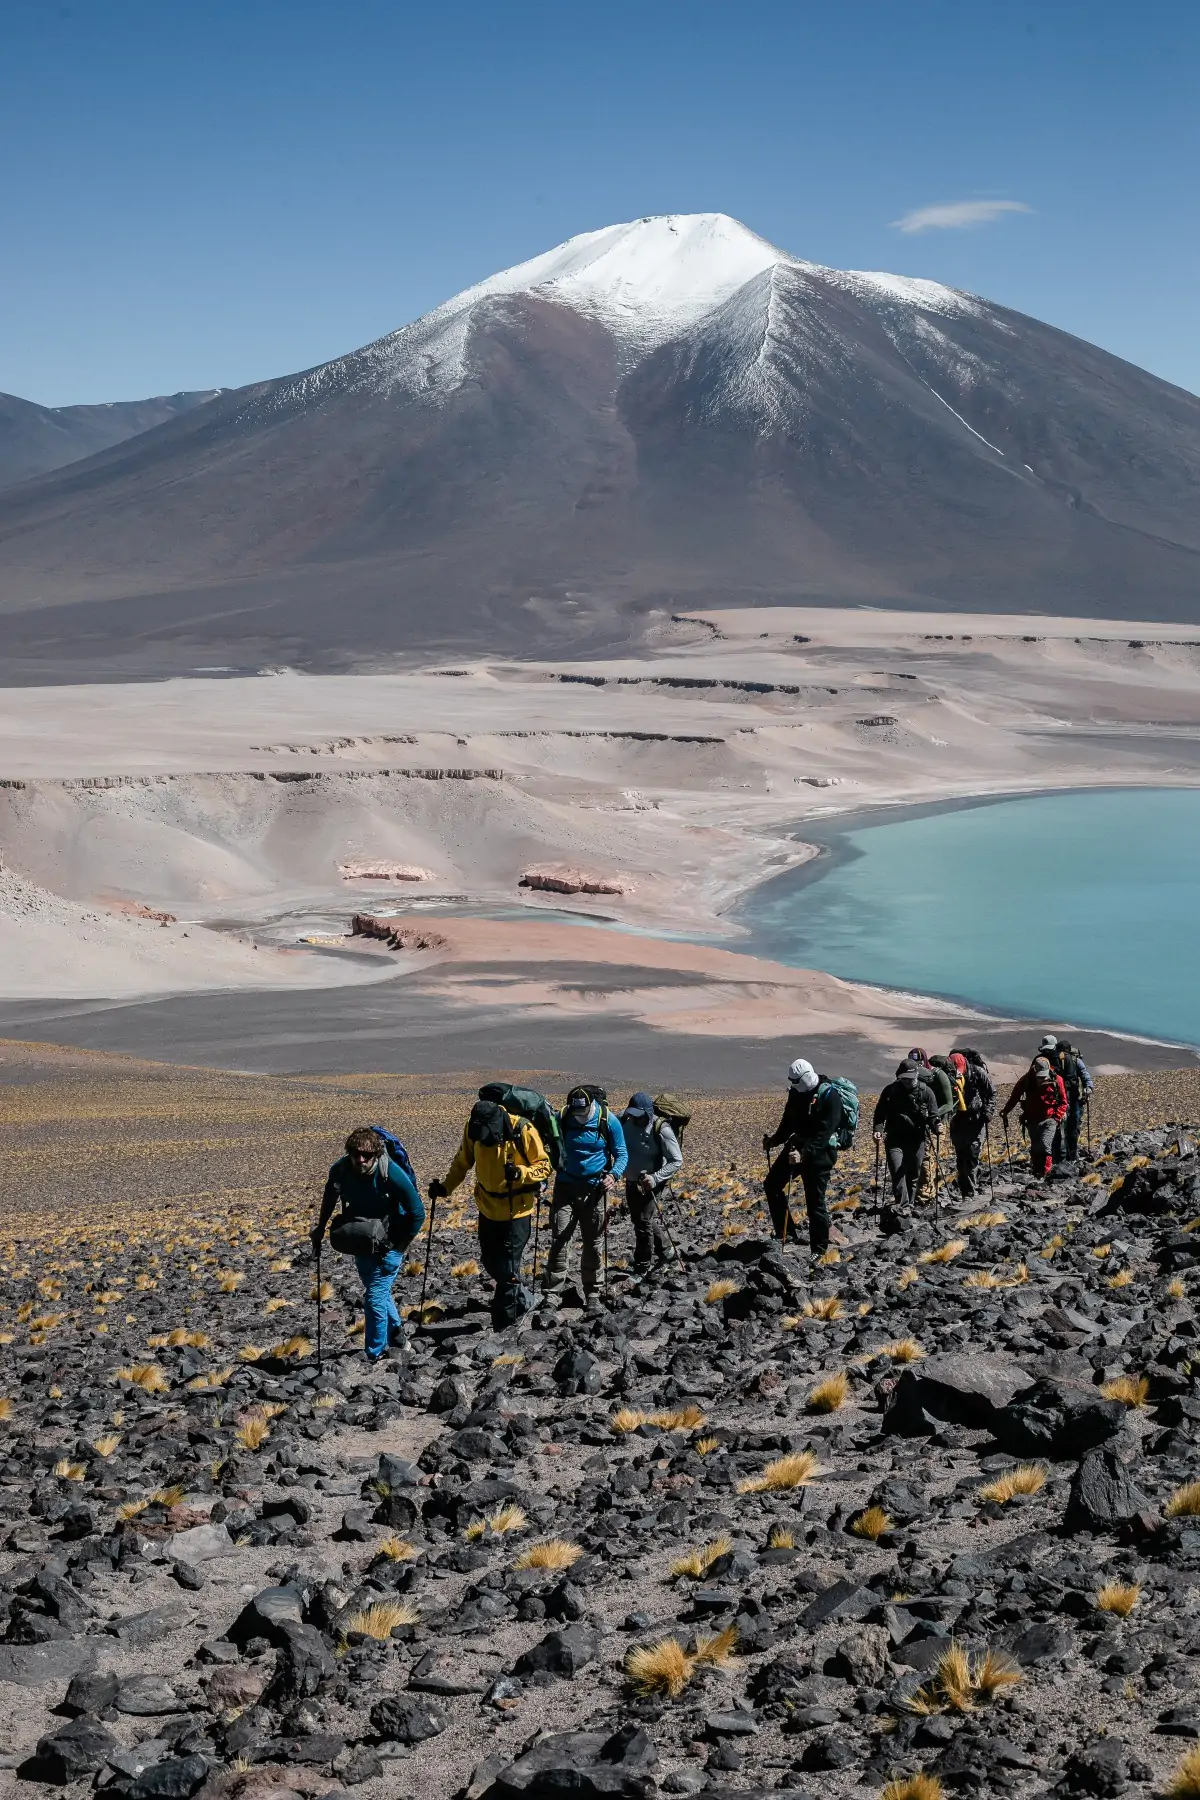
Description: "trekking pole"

(1002, 1116), (1013, 1176)
(872, 1137), (881, 1222)
(932, 1132), (941, 1229)
(531, 1183), (542, 1285)
(315, 1240), (324, 1373)
(1086, 1093), (1093, 1158)
(601, 1188), (610, 1292)
(418, 1187), (439, 1322)
(986, 1122), (997, 1206)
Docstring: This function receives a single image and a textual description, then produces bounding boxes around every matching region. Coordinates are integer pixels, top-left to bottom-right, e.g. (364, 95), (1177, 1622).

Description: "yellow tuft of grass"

(738, 1450), (822, 1493)
(767, 1525), (795, 1549)
(188, 1367), (235, 1391)
(1096, 1581), (1140, 1617)
(271, 1335), (313, 1360)
(897, 1265), (920, 1290)
(1168, 1276), (1187, 1300)
(340, 1599), (420, 1640)
(264, 1297), (290, 1314)
(234, 1411), (272, 1452)
(238, 1345), (264, 1361)
(882, 1776), (944, 1800)
(803, 1295), (845, 1321)
(492, 1351), (524, 1367)
(112, 1363), (169, 1393)
(917, 1239), (967, 1265)
(852, 1505), (892, 1541)
(1165, 1745), (1200, 1798)
(611, 1407), (648, 1434)
(1166, 1481), (1200, 1518)
(216, 1270), (245, 1292)
(1100, 1374), (1149, 1407)
(962, 1211), (1007, 1229)
(90, 1433), (121, 1457)
(625, 1636), (694, 1698)
(483, 1503), (528, 1535)
(53, 1459), (87, 1481)
(378, 1536), (416, 1561)
(167, 1328), (209, 1348)
(1107, 1269), (1135, 1288)
(671, 1535), (732, 1580)
(0, 1397), (14, 1422)
(964, 1271), (1003, 1289)
(451, 1260), (480, 1278)
(514, 1538), (583, 1571)
(1092, 1243), (1112, 1259)
(808, 1371), (850, 1413)
(706, 1278), (740, 1304)
(973, 1648), (1023, 1698)
(654, 1403), (707, 1431)
(908, 1643), (1023, 1717)
(117, 1497), (150, 1520)
(694, 1435), (720, 1456)
(979, 1463), (1046, 1504)
(694, 1624), (738, 1667)
(880, 1338), (925, 1363)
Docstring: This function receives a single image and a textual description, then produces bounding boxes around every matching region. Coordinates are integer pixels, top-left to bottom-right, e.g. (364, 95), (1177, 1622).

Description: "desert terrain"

(0, 607), (1198, 1078)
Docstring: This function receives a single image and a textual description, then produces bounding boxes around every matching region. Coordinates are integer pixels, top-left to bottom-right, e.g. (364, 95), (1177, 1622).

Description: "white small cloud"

(891, 199), (1033, 234)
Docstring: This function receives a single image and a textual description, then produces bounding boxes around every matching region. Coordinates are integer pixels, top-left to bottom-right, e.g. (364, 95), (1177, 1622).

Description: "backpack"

(951, 1050), (996, 1120)
(1055, 1046), (1082, 1092)
(886, 1079), (931, 1139)
(818, 1076), (859, 1150)
(652, 1092), (691, 1150)
(368, 1125), (417, 1187)
(477, 1084), (562, 1169)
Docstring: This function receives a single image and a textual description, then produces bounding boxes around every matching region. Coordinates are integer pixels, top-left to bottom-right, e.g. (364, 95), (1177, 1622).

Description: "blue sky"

(3, 0), (1197, 405)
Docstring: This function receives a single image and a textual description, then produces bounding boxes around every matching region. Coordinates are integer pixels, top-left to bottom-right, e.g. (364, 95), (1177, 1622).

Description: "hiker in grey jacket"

(620, 1092), (682, 1271)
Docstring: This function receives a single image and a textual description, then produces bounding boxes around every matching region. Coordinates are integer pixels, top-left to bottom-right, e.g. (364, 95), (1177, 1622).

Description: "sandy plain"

(1, 606), (1198, 1079)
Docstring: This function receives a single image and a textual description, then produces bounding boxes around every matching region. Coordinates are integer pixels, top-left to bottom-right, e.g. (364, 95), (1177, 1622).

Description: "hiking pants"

(764, 1148), (834, 1254)
(354, 1247), (405, 1361)
(1029, 1117), (1057, 1179)
(545, 1177), (606, 1294)
(477, 1214), (532, 1330)
(1054, 1094), (1085, 1162)
(627, 1179), (672, 1269)
(885, 1136), (927, 1210)
(949, 1116), (986, 1199)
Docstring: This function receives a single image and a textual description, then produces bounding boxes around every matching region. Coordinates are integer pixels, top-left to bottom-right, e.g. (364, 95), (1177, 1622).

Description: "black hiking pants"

(1053, 1093), (1085, 1162)
(626, 1179), (672, 1268)
(764, 1146), (835, 1254)
(949, 1115), (986, 1199)
(885, 1135), (927, 1209)
(477, 1214), (532, 1329)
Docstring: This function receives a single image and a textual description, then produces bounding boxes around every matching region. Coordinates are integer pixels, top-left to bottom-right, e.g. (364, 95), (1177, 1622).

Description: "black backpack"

(1054, 1046), (1082, 1091)
(888, 1079), (933, 1137)
(952, 1048), (996, 1120)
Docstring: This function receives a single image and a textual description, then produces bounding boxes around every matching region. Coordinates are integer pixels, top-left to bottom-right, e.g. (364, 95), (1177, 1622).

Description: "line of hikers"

(309, 1038), (1094, 1362)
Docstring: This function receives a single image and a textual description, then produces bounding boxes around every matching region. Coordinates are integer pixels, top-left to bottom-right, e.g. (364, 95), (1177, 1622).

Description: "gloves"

(309, 1226), (323, 1257)
(762, 1134), (772, 1154)
(428, 1178), (447, 1201)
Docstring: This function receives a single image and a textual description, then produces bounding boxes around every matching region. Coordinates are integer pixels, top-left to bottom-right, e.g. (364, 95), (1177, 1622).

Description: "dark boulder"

(883, 1353), (1031, 1436)
(31, 1716), (121, 1782)
(1064, 1449), (1149, 1534)
(482, 1724), (657, 1800)
(993, 1378), (1126, 1459)
(513, 1623), (601, 1679)
(369, 1694), (448, 1744)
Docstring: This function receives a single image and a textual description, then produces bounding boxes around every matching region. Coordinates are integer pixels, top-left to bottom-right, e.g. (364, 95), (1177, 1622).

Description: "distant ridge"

(0, 388), (221, 490)
(0, 213), (1197, 680)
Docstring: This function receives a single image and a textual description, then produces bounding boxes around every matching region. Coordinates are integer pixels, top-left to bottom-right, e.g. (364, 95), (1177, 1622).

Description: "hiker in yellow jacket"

(430, 1098), (552, 1330)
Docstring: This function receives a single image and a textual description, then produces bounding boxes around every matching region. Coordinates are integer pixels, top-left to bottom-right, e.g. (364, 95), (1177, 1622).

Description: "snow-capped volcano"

(0, 212), (1197, 677)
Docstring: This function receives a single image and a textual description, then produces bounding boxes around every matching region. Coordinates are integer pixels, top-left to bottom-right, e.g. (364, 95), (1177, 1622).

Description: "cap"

(788, 1058), (818, 1092)
(1032, 1057), (1052, 1078)
(626, 1091), (655, 1118)
(1039, 1035), (1058, 1051)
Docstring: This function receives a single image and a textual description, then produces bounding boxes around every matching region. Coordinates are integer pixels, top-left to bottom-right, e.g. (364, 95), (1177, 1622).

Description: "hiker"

(310, 1127), (425, 1364)
(620, 1092), (683, 1273)
(1038, 1036), (1095, 1162)
(762, 1059), (853, 1259)
(543, 1085), (628, 1308)
(946, 1047), (997, 1199)
(872, 1062), (939, 1209)
(1002, 1056), (1069, 1180)
(430, 1098), (552, 1330)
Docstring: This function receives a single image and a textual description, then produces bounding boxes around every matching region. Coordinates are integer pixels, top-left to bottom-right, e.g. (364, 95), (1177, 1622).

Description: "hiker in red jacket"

(1001, 1057), (1068, 1180)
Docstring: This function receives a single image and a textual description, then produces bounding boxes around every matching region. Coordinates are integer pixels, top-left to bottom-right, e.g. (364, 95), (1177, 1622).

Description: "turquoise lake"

(740, 788), (1200, 1047)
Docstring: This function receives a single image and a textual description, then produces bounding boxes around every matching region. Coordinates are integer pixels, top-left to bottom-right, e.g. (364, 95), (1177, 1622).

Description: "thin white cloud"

(891, 199), (1034, 234)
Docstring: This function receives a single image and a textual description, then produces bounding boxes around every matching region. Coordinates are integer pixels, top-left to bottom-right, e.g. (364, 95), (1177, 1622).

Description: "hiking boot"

(538, 1291), (562, 1312)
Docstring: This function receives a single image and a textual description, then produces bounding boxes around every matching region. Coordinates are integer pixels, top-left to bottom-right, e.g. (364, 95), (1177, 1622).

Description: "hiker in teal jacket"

(543, 1087), (627, 1305)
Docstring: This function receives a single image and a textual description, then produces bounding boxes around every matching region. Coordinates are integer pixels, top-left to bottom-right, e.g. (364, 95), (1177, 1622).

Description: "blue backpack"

(370, 1125), (417, 1187)
(817, 1078), (859, 1151)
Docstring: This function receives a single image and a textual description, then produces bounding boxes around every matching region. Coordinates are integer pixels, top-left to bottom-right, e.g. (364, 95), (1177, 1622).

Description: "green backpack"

(477, 1082), (563, 1170)
(818, 1076), (859, 1150)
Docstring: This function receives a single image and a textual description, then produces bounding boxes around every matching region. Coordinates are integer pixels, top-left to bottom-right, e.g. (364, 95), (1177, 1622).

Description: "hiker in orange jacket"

(1002, 1057), (1068, 1180)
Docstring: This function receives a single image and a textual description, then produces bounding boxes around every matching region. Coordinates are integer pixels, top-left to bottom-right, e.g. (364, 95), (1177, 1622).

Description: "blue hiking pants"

(354, 1247), (405, 1360)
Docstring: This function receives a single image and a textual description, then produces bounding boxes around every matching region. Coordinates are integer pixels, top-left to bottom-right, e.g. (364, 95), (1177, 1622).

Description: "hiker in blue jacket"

(543, 1087), (627, 1308)
(310, 1127), (425, 1363)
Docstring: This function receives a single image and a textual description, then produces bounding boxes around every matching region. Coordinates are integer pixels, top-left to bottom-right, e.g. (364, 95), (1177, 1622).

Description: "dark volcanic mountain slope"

(0, 386), (220, 490)
(0, 214), (1196, 677)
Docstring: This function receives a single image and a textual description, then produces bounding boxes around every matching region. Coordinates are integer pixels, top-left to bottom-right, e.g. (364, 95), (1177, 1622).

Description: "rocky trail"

(4, 1093), (1200, 1800)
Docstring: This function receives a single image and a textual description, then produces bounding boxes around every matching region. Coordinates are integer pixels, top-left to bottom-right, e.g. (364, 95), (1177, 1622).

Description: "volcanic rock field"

(3, 1057), (1200, 1800)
